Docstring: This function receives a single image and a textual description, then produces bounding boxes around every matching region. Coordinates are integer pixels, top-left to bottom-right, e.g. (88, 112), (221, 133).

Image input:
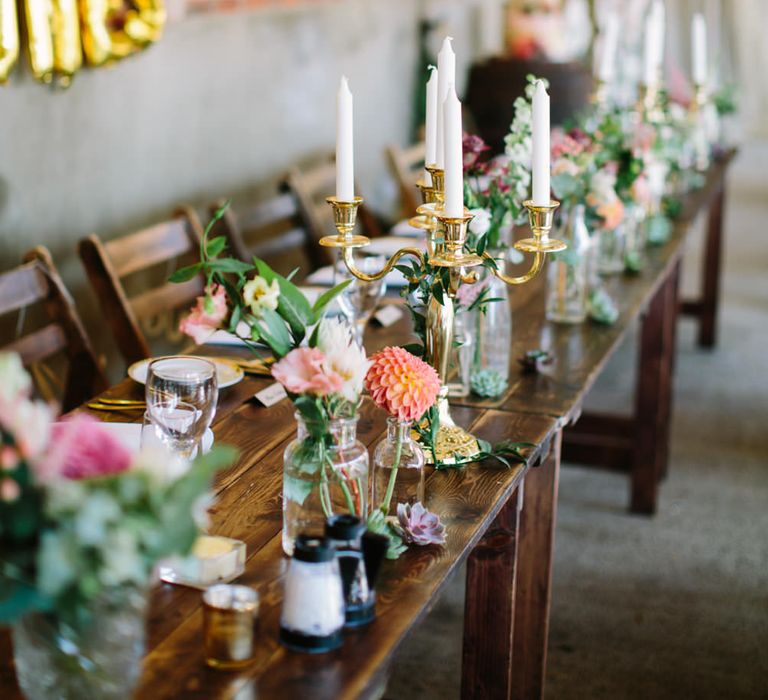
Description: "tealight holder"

(202, 584), (259, 669)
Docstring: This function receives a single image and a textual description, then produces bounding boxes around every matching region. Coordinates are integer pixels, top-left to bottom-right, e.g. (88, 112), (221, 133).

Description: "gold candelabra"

(320, 168), (565, 465)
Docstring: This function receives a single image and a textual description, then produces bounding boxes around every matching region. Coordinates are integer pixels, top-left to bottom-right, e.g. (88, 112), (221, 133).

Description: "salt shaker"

(279, 535), (345, 653)
(325, 515), (387, 628)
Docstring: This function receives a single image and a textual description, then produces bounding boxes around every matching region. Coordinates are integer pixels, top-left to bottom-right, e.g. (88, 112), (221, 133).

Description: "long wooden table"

(1, 151), (735, 700)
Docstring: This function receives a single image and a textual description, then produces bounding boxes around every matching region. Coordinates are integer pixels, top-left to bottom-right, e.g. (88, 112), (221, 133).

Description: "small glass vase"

(372, 418), (425, 514)
(623, 202), (647, 271)
(546, 204), (594, 324)
(470, 251), (512, 396)
(446, 307), (473, 398)
(595, 221), (626, 275)
(282, 413), (369, 556)
(12, 588), (147, 700)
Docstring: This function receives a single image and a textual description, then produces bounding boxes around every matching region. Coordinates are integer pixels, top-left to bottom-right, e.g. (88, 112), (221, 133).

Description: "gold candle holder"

(689, 83), (711, 172)
(637, 81), (665, 124)
(409, 179), (438, 231)
(590, 78), (609, 110)
(319, 196), (369, 249)
(202, 584), (259, 669)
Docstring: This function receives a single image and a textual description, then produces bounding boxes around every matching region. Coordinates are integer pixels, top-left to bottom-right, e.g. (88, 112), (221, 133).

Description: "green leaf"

(283, 475), (316, 506)
(168, 263), (202, 284)
(205, 236), (227, 258)
(256, 307), (292, 358)
(311, 280), (352, 322)
(366, 510), (407, 560)
(206, 258), (253, 275)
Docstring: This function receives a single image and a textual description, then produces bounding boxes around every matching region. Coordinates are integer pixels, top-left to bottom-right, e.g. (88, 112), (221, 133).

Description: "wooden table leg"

(698, 183), (726, 348)
(511, 430), (562, 700)
(631, 263), (680, 513)
(462, 485), (523, 699)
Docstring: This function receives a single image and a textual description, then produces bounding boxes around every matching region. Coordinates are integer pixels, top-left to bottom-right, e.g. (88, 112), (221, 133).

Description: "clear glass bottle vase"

(282, 413), (369, 556)
(623, 202), (647, 270)
(470, 252), (512, 396)
(546, 204), (594, 324)
(595, 220), (626, 275)
(372, 418), (425, 514)
(446, 307), (473, 398)
(12, 587), (147, 700)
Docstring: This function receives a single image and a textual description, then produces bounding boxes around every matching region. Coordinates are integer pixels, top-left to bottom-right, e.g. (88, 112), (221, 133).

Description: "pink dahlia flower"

(271, 347), (345, 397)
(179, 284), (228, 345)
(396, 502), (446, 546)
(365, 347), (440, 423)
(40, 414), (133, 482)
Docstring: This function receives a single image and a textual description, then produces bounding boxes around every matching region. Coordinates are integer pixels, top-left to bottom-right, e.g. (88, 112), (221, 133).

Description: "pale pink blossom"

(271, 347), (345, 397)
(631, 175), (653, 208)
(179, 284), (228, 345)
(0, 478), (19, 502)
(552, 157), (580, 177)
(0, 446), (19, 471)
(632, 123), (657, 156)
(37, 415), (133, 482)
(456, 277), (489, 309)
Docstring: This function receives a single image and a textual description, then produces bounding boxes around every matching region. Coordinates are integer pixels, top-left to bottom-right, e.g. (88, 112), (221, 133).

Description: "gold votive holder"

(202, 584), (259, 669)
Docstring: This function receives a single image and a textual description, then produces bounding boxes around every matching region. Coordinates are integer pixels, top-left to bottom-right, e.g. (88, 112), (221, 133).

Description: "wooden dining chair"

(78, 208), (206, 368)
(207, 190), (326, 278)
(285, 156), (383, 256)
(385, 141), (426, 217)
(0, 246), (107, 411)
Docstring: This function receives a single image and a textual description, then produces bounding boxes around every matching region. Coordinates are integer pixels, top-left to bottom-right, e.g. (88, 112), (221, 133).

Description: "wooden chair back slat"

(386, 141), (426, 217)
(0, 247), (107, 411)
(78, 208), (206, 367)
(6, 323), (67, 366)
(130, 278), (204, 321)
(285, 156), (383, 263)
(208, 192), (324, 278)
(105, 220), (197, 278)
(0, 264), (49, 313)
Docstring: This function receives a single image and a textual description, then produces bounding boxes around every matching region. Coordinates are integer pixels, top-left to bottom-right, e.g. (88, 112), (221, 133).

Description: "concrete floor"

(384, 141), (768, 700)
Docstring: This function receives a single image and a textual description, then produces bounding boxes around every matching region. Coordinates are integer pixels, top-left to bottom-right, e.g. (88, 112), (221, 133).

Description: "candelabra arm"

(340, 245), (424, 283)
(484, 250), (545, 286)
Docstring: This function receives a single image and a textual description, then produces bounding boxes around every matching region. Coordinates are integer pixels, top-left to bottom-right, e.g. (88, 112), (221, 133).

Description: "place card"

(254, 383), (287, 407)
(374, 305), (403, 327)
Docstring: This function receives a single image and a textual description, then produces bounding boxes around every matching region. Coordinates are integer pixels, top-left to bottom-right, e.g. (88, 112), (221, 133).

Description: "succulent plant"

(470, 369), (508, 398)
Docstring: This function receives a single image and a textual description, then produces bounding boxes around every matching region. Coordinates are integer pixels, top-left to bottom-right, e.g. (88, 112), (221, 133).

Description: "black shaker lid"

(325, 514), (366, 542)
(293, 535), (335, 563)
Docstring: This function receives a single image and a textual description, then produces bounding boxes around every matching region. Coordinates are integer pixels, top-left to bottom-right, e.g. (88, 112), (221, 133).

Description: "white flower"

(0, 398), (55, 463)
(0, 353), (31, 402)
(75, 490), (122, 546)
(37, 531), (77, 597)
(242, 276), (279, 316)
(133, 446), (190, 486)
(99, 530), (145, 588)
(468, 208), (492, 236)
(316, 317), (370, 403)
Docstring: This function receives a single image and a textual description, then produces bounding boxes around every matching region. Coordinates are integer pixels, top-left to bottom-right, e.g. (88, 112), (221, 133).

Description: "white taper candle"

(531, 80), (550, 207)
(424, 66), (438, 184)
(692, 12), (707, 86)
(597, 12), (619, 82)
(336, 76), (354, 202)
(443, 84), (464, 219)
(435, 37), (455, 170)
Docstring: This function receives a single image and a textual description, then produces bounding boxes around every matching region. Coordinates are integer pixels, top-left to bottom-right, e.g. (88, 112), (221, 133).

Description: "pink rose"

(596, 199), (625, 231)
(37, 414), (133, 482)
(631, 175), (652, 208)
(271, 348), (345, 397)
(179, 284), (228, 345)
